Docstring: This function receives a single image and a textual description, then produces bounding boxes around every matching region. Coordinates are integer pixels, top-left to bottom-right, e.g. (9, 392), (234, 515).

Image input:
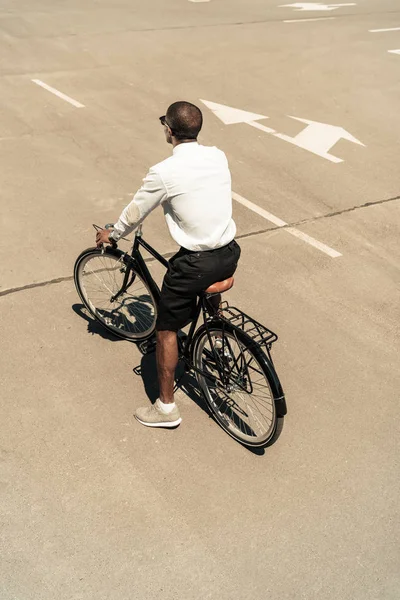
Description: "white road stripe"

(284, 17), (336, 22)
(369, 27), (400, 33)
(388, 49), (400, 54)
(32, 79), (85, 108)
(232, 191), (342, 258)
(248, 121), (276, 134)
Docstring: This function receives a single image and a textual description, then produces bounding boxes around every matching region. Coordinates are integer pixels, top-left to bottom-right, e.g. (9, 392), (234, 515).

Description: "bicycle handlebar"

(105, 223), (142, 237)
(92, 223), (143, 247)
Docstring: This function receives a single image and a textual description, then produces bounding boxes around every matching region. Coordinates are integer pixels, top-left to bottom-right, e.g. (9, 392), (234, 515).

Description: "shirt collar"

(172, 141), (199, 155)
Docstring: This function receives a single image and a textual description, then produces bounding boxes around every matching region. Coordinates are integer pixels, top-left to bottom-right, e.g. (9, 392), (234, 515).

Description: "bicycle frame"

(108, 227), (234, 385)
(89, 225), (286, 423)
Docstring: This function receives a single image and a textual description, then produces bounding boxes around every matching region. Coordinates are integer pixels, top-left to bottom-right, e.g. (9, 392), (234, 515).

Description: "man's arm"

(96, 168), (167, 245)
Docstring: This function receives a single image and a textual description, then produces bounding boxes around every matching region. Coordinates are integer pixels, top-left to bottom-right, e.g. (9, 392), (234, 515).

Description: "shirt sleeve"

(112, 168), (168, 239)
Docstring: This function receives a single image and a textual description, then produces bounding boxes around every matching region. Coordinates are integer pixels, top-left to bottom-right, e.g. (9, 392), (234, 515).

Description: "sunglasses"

(159, 115), (171, 128)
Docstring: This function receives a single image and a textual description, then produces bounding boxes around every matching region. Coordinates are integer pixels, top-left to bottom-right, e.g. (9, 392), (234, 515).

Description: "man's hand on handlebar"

(96, 228), (113, 247)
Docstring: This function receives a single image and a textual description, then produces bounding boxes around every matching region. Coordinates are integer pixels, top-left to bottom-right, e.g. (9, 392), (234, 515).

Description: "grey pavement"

(1, 1), (399, 599)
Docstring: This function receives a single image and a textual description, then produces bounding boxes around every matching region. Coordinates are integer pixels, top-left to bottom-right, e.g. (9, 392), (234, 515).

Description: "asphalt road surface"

(1, 1), (399, 599)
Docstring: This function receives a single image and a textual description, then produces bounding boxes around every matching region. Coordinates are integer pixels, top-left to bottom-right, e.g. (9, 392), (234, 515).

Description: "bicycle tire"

(192, 322), (284, 448)
(74, 246), (157, 341)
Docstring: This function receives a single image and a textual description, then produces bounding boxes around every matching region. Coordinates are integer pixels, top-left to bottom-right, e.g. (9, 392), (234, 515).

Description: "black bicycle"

(74, 225), (287, 448)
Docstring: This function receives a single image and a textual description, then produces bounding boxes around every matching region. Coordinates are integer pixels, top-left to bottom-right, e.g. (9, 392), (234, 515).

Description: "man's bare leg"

(134, 328), (181, 426)
(156, 330), (178, 404)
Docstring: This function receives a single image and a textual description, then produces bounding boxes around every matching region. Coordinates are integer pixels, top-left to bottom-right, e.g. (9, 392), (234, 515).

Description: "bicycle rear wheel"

(192, 324), (284, 448)
(74, 247), (157, 341)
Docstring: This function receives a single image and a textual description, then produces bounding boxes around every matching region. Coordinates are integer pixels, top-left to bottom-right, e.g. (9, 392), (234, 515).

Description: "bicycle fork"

(110, 263), (137, 303)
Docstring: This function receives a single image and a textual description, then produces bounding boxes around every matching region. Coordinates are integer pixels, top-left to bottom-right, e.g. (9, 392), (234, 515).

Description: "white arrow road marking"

(232, 192), (342, 258)
(201, 100), (365, 163)
(32, 79), (85, 108)
(369, 27), (400, 33)
(200, 100), (267, 124)
(388, 49), (400, 54)
(280, 3), (355, 11)
(274, 116), (365, 163)
(200, 99), (275, 133)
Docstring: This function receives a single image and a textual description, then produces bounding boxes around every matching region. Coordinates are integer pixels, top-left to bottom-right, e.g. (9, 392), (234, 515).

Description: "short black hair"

(166, 101), (203, 140)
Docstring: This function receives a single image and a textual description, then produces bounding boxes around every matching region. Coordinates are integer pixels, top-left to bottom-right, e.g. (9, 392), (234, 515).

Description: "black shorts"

(156, 240), (241, 332)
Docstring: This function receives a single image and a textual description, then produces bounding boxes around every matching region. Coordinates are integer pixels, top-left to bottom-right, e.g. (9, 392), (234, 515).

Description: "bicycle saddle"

(205, 277), (234, 294)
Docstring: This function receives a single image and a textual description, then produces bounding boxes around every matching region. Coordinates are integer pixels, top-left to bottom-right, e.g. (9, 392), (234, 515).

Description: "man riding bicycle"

(96, 101), (240, 428)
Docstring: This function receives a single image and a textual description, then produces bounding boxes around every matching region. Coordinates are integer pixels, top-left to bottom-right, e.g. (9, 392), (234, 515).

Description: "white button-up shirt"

(112, 142), (236, 251)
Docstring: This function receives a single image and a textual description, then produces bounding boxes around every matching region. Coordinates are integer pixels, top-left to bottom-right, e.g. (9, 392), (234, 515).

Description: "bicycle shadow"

(72, 303), (207, 409)
(72, 303), (265, 456)
(72, 303), (123, 342)
(72, 301), (155, 342)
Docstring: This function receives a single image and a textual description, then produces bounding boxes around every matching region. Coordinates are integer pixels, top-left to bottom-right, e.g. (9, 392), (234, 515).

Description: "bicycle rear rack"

(216, 303), (278, 359)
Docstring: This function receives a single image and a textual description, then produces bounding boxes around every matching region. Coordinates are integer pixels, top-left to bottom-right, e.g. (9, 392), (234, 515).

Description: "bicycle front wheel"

(74, 247), (157, 341)
(193, 324), (283, 448)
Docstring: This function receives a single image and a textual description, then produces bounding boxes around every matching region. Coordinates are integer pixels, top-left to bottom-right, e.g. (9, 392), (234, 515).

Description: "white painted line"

(280, 2), (355, 11)
(233, 192), (287, 227)
(188, 0), (210, 2)
(232, 191), (342, 258)
(369, 27), (400, 33)
(282, 227), (342, 257)
(388, 49), (400, 54)
(284, 16), (336, 22)
(32, 79), (85, 108)
(248, 121), (276, 134)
